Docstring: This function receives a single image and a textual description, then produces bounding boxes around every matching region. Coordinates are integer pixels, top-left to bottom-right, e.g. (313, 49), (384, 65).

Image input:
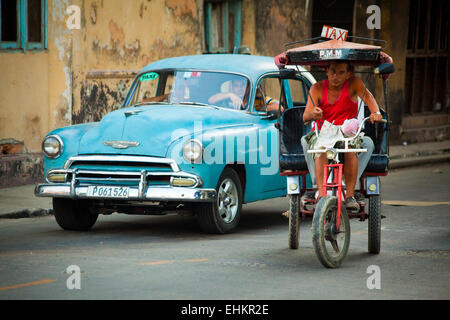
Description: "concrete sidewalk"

(1, 139), (449, 219)
(389, 139), (450, 169)
(0, 184), (52, 218)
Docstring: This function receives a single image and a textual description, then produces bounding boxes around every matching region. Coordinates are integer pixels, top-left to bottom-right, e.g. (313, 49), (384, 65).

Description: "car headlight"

(42, 135), (63, 159)
(326, 148), (337, 160)
(182, 139), (203, 163)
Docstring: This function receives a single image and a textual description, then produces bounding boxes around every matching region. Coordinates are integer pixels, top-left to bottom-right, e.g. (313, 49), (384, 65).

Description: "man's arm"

(142, 93), (169, 103)
(208, 92), (243, 109)
(264, 97), (284, 112)
(351, 77), (383, 123)
(303, 82), (323, 124)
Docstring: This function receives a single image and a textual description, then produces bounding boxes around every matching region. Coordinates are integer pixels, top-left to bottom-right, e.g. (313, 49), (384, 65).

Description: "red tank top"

(316, 79), (358, 130)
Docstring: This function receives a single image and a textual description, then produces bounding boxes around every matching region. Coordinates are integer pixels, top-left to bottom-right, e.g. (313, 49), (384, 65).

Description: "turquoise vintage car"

(35, 53), (315, 233)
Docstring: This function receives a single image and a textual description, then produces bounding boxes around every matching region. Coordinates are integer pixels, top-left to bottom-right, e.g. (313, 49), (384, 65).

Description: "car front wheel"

(195, 168), (243, 234)
(53, 198), (98, 231)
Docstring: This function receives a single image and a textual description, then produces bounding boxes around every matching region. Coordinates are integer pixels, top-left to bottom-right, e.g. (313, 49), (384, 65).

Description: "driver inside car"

(208, 78), (249, 110)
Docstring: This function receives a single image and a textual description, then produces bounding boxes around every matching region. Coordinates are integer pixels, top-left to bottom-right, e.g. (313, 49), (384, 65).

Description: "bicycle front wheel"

(312, 196), (350, 268)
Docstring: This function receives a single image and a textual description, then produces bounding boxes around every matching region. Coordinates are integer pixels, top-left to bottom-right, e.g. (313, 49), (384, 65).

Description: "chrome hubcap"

(217, 178), (238, 223)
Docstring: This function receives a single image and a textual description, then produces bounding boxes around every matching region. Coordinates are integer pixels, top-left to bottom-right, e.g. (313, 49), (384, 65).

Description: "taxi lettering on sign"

(321, 25), (348, 41)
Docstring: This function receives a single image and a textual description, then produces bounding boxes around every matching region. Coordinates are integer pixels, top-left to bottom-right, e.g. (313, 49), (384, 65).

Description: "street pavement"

(0, 139), (449, 218)
(0, 163), (449, 300)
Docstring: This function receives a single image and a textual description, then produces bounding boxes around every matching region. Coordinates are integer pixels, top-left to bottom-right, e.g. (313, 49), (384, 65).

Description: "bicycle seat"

(363, 108), (389, 173)
(279, 106), (310, 171)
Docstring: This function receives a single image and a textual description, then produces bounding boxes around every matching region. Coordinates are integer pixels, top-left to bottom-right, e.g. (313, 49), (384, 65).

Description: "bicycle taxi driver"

(301, 61), (383, 210)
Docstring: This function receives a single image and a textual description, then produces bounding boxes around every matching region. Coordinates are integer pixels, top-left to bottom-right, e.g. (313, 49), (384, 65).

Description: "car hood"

(78, 104), (255, 157)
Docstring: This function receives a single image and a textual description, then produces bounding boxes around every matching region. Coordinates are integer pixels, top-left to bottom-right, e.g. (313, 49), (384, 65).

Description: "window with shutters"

(0, 0), (47, 51)
(204, 0), (242, 53)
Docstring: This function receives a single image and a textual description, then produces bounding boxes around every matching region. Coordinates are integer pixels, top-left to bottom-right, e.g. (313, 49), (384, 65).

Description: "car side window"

(133, 72), (160, 103)
(164, 74), (175, 96)
(254, 76), (282, 112)
(287, 78), (307, 107)
(128, 72), (176, 105)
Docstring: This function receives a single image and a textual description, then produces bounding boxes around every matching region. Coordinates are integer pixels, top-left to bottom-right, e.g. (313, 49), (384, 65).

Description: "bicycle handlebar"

(308, 117), (387, 155)
(312, 117), (387, 140)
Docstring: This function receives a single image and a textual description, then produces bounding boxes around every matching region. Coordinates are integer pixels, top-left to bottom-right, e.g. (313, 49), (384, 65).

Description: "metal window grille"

(405, 0), (449, 114)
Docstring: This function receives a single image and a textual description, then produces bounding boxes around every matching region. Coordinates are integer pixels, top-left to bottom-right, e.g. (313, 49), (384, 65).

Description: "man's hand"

(312, 107), (323, 120)
(369, 112), (383, 124)
(229, 93), (243, 109)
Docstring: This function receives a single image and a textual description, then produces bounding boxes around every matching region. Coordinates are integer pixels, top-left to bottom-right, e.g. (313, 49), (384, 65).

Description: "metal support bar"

(70, 169), (78, 199)
(138, 170), (147, 201)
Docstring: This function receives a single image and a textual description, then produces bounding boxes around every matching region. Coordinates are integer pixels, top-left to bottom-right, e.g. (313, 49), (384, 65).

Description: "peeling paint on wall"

(90, 2), (97, 24)
(74, 77), (133, 124)
(90, 19), (142, 63)
(165, 0), (198, 20)
(50, 0), (76, 127)
(51, 0), (71, 61)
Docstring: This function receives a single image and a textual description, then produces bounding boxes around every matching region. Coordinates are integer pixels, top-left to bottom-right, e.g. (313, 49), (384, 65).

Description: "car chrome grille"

(62, 155), (179, 187)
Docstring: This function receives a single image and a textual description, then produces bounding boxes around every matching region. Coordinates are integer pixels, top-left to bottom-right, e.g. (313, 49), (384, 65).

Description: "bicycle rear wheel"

(288, 194), (300, 249)
(368, 195), (381, 254)
(312, 196), (350, 268)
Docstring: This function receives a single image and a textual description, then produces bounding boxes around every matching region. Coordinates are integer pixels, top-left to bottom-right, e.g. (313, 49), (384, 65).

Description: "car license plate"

(87, 186), (130, 198)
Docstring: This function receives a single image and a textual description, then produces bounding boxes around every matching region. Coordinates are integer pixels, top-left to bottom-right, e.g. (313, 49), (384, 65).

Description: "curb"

(0, 208), (53, 219)
(1, 152), (449, 220)
(389, 153), (450, 169)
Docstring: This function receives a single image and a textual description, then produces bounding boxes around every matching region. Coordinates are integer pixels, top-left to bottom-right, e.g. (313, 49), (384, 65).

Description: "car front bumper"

(35, 156), (217, 202)
(34, 183), (216, 202)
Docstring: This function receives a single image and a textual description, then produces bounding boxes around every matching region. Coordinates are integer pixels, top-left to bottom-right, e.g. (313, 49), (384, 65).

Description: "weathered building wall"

(72, 0), (204, 124)
(0, 52), (50, 153)
(378, 0), (409, 144)
(0, 0), (206, 154)
(354, 0), (409, 144)
(1, 0), (311, 155)
(241, 0), (256, 54)
(0, 0), (73, 154)
(254, 0), (312, 57)
(2, 0), (444, 187)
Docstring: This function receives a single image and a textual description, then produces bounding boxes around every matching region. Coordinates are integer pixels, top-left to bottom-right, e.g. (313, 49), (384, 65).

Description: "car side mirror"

(279, 68), (297, 79)
(374, 63), (394, 75)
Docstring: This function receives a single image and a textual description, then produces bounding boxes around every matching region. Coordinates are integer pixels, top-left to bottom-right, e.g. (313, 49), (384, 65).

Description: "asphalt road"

(0, 163), (449, 300)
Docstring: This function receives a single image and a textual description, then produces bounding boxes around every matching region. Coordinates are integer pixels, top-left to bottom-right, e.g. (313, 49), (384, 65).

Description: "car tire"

(195, 167), (243, 234)
(53, 198), (98, 231)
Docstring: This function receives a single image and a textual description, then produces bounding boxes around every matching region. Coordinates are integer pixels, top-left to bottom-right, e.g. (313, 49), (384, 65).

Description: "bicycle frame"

(322, 163), (344, 230)
(308, 117), (379, 231)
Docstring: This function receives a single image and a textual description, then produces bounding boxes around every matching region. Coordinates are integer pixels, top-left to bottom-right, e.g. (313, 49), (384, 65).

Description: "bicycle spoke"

(331, 240), (340, 253)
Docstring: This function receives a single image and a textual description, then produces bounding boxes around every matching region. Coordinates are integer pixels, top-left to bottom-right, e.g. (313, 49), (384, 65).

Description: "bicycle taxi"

(274, 33), (394, 268)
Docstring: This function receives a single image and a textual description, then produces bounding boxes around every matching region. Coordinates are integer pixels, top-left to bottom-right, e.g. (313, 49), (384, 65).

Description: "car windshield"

(127, 70), (251, 110)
